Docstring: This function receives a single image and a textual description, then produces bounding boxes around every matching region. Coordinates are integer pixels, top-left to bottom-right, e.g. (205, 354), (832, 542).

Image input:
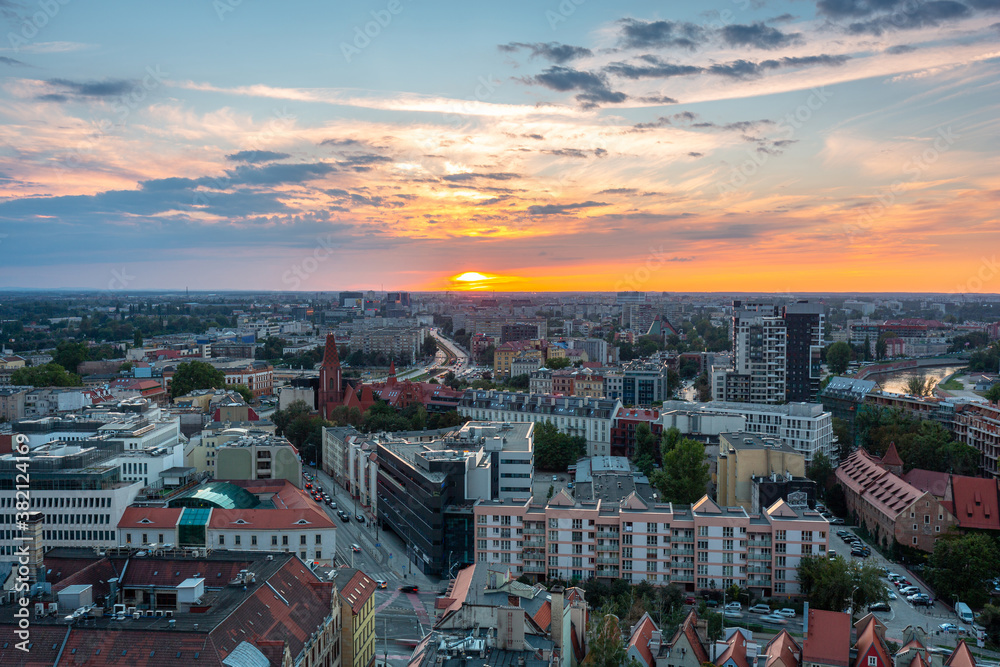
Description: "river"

(864, 364), (966, 395)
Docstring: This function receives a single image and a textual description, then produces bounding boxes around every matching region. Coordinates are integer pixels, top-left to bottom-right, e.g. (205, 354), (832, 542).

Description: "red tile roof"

(340, 570), (376, 615)
(0, 624), (70, 666)
(627, 613), (657, 667)
(208, 507), (335, 531)
(881, 442), (903, 467)
(716, 630), (750, 667)
(532, 601), (552, 632)
(666, 611), (709, 665)
(803, 609), (851, 667)
(945, 640), (978, 667)
(901, 469), (951, 498)
(853, 616), (891, 667)
(61, 629), (224, 667)
(949, 475), (1000, 530)
(836, 449), (926, 519)
(117, 507), (183, 530)
(764, 630), (800, 667)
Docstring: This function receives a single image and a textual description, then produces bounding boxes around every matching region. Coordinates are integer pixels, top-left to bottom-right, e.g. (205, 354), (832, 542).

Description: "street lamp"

(848, 585), (859, 618)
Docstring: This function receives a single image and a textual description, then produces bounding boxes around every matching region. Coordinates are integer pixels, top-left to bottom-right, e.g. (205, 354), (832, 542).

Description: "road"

(303, 465), (444, 667)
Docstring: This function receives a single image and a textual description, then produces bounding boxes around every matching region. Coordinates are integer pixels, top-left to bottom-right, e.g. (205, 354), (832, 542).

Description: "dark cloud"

(816, 0), (912, 18)
(526, 201), (608, 216)
(886, 44), (917, 53)
(617, 18), (707, 49)
(769, 13), (797, 22)
(523, 133), (544, 140)
(543, 148), (608, 158)
(635, 94), (679, 104)
(441, 172), (520, 182)
(320, 138), (364, 147)
(666, 256), (695, 261)
(41, 78), (138, 99)
(969, 0), (1000, 7)
(720, 22), (801, 49)
(845, 1), (970, 34)
(0, 56), (25, 66)
(688, 152), (704, 157)
(605, 57), (702, 80)
(225, 150), (292, 163)
(221, 162), (337, 187)
(336, 154), (393, 171)
(634, 112), (776, 132)
(530, 66), (627, 107)
(597, 188), (639, 195)
(498, 41), (593, 63)
(709, 54), (850, 78)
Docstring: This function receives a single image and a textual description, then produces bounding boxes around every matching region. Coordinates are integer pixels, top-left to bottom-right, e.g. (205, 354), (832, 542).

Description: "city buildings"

(475, 491), (829, 597)
(336, 569), (378, 667)
(0, 548), (341, 667)
(215, 432), (302, 487)
(459, 390), (621, 457)
(716, 433), (808, 511)
(610, 407), (662, 459)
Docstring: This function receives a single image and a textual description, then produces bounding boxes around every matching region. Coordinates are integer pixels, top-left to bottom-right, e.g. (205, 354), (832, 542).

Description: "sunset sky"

(0, 0), (997, 292)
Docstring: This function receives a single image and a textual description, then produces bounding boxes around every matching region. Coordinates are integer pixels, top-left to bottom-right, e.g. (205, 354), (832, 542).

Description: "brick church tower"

(318, 332), (344, 419)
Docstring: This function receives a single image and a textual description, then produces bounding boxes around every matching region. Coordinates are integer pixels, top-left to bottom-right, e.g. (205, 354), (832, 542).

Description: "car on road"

(776, 608), (796, 618)
(939, 623), (966, 634)
(868, 602), (891, 612)
(355, 513), (365, 524)
(760, 614), (788, 625)
(749, 604), (771, 614)
(899, 586), (920, 596)
(552, 475), (558, 482)
(375, 579), (387, 589)
(887, 592), (897, 600)
(684, 596), (696, 605)
(351, 543), (361, 552)
(851, 550), (869, 558)
(828, 550), (837, 559)
(399, 585), (419, 593)
(837, 530), (851, 538)
(305, 483), (312, 489)
(725, 602), (741, 612)
(704, 600), (718, 608)
(831, 518), (845, 525)
(723, 609), (742, 619)
(327, 499), (337, 508)
(339, 512), (350, 523)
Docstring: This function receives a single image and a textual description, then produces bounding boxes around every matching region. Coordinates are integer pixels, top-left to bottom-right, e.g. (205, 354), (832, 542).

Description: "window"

(912, 536), (918, 545)
(272, 535), (278, 546)
(924, 515), (930, 524)
(698, 526), (708, 537)
(913, 524), (918, 530)
(234, 535), (241, 546)
(282, 535), (289, 546)
(316, 534), (322, 544)
(251, 535), (257, 546)
(219, 535), (225, 545)
(868, 657), (877, 667)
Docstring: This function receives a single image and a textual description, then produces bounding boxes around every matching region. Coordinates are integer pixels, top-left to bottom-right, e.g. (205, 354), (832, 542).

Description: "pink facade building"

(474, 490), (829, 598)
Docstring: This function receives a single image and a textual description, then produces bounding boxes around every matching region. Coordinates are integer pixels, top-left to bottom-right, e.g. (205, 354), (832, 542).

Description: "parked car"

(351, 543), (361, 552)
(831, 518), (845, 525)
(339, 513), (350, 523)
(900, 586), (920, 596)
(725, 602), (741, 611)
(399, 585), (419, 593)
(723, 609), (742, 619)
(749, 604), (771, 614)
(828, 550), (837, 559)
(684, 596), (696, 605)
(704, 600), (718, 608)
(776, 608), (796, 618)
(869, 602), (891, 612)
(760, 614), (788, 625)
(939, 623), (966, 634)
(887, 592), (897, 600)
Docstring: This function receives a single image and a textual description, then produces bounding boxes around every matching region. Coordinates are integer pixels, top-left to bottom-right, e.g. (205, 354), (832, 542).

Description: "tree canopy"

(534, 420), (586, 471)
(826, 342), (853, 375)
(232, 384), (254, 404)
(797, 555), (887, 615)
(10, 362), (82, 387)
(855, 405), (980, 475)
(650, 433), (709, 504)
(927, 533), (1000, 609)
(547, 356), (571, 370)
(169, 360), (226, 398)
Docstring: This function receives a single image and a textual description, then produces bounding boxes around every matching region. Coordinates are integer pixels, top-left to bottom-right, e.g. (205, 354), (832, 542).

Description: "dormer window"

(139, 519), (153, 524)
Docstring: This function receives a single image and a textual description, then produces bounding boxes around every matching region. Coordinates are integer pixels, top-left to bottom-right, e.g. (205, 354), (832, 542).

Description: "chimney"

(25, 512), (45, 584)
(650, 630), (661, 654)
(802, 602), (809, 635)
(550, 586), (565, 649)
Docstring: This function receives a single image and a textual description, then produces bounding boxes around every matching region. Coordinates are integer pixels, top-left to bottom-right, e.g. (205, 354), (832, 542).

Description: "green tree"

(119, 361), (133, 373)
(169, 360), (226, 398)
(634, 423), (660, 466)
(10, 363), (82, 387)
(133, 329), (143, 348)
(807, 452), (834, 495)
(979, 604), (1000, 646)
(927, 533), (1000, 609)
(284, 413), (332, 466)
(427, 410), (466, 430)
(507, 373), (530, 390)
(233, 384), (254, 404)
(547, 356), (571, 370)
(272, 400), (312, 436)
(534, 420), (586, 471)
(797, 555), (887, 615)
(361, 400), (413, 433)
(53, 340), (90, 374)
(906, 376), (931, 397)
(833, 417), (854, 460)
(651, 437), (709, 503)
(586, 614), (628, 667)
(661, 427), (681, 452)
(257, 336), (285, 360)
(985, 383), (1000, 404)
(826, 342), (852, 375)
(421, 336), (439, 358)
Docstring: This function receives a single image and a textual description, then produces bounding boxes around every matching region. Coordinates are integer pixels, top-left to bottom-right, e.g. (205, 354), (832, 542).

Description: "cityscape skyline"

(1, 1), (998, 291)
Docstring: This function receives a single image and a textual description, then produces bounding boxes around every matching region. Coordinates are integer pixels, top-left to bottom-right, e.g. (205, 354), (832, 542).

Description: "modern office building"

(215, 433), (302, 487)
(475, 491), (829, 597)
(783, 301), (825, 403)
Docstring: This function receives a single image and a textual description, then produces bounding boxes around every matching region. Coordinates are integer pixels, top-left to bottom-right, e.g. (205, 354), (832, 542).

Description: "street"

(304, 465), (444, 666)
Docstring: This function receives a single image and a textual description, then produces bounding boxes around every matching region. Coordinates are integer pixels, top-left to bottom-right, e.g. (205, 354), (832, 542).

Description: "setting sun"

(455, 272), (491, 282)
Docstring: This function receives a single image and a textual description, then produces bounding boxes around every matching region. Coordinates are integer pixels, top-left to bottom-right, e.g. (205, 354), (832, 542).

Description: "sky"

(0, 0), (998, 293)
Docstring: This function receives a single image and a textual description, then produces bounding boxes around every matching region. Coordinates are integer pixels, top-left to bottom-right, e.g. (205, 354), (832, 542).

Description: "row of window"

(0, 496), (111, 508)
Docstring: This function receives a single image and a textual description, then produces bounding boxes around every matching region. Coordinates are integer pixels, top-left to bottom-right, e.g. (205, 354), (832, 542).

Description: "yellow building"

(572, 371), (605, 399)
(716, 432), (806, 510)
(338, 570), (377, 667)
(0, 355), (26, 370)
(494, 341), (543, 378)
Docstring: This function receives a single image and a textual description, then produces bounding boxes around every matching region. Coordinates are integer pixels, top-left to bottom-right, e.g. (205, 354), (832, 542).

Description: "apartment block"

(716, 433), (807, 510)
(474, 491), (829, 598)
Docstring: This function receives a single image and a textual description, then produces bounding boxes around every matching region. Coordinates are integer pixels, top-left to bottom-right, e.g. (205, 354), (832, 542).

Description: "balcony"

(747, 565), (771, 574)
(673, 574), (694, 582)
(523, 528), (545, 536)
(596, 556), (619, 565)
(596, 544), (618, 552)
(747, 537), (772, 546)
(522, 539), (545, 548)
(522, 564), (545, 573)
(673, 547), (694, 556)
(596, 531), (619, 539)
(747, 578), (773, 587)
(748, 554), (772, 561)
(596, 567), (619, 577)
